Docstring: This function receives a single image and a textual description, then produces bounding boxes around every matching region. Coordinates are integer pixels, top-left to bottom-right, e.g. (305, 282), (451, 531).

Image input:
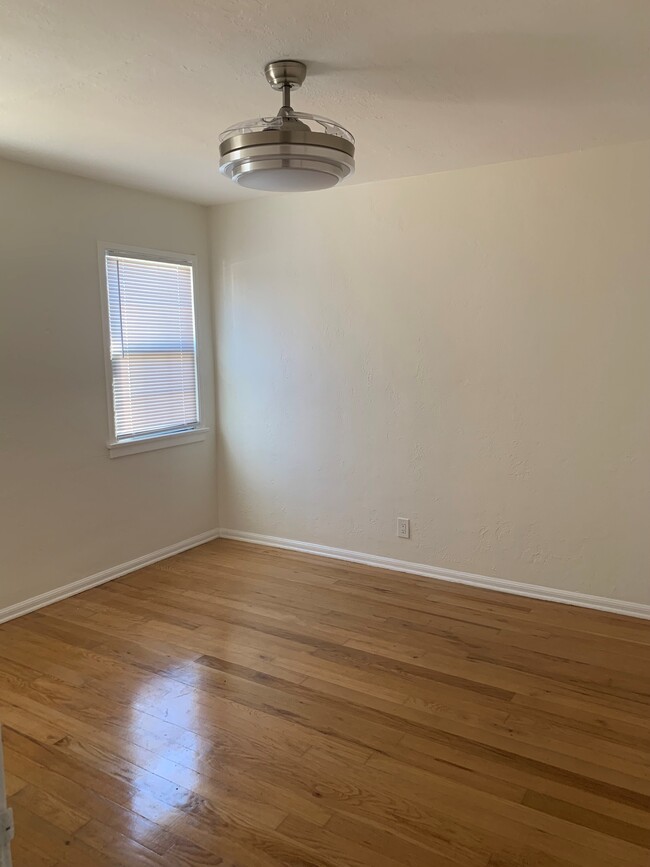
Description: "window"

(100, 246), (206, 456)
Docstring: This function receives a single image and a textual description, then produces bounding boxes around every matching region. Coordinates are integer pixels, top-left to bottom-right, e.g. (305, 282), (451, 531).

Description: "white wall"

(0, 159), (218, 610)
(212, 140), (650, 605)
(3, 141), (648, 613)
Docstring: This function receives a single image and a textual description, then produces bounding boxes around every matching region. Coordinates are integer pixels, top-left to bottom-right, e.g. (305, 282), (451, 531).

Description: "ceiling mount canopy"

(219, 60), (355, 193)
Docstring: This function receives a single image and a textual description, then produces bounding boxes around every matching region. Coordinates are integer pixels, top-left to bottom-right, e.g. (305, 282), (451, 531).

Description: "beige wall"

(2, 140), (648, 612)
(212, 140), (650, 605)
(0, 159), (219, 610)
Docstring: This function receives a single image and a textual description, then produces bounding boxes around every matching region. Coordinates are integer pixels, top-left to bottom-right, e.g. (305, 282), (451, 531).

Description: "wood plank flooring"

(2, 538), (650, 866)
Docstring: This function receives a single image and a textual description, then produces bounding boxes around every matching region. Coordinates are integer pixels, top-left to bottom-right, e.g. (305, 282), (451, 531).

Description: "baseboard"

(220, 529), (650, 621)
(5, 526), (649, 625)
(0, 528), (221, 625)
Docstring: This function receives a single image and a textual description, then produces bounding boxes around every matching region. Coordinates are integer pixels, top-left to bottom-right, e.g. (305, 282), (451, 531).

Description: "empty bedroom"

(0, 1), (649, 865)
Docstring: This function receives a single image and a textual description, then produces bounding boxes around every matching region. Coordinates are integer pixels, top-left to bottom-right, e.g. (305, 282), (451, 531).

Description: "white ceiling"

(2, 0), (649, 204)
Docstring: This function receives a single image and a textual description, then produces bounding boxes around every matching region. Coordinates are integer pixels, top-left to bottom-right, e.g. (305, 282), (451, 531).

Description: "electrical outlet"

(397, 517), (410, 539)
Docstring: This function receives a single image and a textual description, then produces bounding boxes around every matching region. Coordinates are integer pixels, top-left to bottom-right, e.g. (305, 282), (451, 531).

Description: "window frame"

(98, 242), (208, 458)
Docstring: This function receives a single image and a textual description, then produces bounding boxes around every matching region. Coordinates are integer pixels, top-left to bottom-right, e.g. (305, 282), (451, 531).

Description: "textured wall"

(212, 140), (650, 604)
(0, 159), (219, 609)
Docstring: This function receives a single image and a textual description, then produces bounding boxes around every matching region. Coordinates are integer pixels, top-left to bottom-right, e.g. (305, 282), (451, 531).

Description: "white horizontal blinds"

(105, 254), (199, 440)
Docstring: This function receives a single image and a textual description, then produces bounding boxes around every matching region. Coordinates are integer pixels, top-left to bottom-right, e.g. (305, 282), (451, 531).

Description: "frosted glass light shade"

(235, 167), (339, 192)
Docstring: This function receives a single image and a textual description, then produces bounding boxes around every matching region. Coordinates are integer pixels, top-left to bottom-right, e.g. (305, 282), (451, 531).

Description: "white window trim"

(98, 242), (208, 458)
(107, 426), (209, 458)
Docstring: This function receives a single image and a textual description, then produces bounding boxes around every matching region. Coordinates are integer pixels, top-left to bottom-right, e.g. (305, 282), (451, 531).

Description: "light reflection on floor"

(127, 673), (205, 825)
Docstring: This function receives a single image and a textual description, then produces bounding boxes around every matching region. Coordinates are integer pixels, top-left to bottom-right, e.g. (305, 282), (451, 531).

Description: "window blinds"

(105, 253), (199, 441)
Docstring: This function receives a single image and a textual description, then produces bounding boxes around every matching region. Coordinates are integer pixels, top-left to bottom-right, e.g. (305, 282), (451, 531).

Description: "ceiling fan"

(219, 60), (355, 193)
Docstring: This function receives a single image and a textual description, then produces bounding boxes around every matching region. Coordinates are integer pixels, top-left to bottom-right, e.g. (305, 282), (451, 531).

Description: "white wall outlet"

(397, 517), (410, 539)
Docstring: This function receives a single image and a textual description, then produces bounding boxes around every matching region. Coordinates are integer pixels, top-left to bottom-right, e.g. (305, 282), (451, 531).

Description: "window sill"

(107, 427), (209, 458)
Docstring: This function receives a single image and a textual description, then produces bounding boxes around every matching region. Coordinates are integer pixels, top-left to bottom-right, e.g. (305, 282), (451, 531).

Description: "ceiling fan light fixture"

(219, 61), (355, 193)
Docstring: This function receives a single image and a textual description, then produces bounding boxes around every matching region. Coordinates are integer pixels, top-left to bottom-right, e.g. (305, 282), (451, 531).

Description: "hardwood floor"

(2, 540), (650, 866)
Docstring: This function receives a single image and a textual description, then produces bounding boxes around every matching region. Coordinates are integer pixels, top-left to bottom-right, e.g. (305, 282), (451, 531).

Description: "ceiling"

(2, 0), (649, 205)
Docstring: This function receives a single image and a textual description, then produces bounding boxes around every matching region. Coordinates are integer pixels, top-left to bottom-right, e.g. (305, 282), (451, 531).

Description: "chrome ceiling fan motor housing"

(219, 61), (355, 192)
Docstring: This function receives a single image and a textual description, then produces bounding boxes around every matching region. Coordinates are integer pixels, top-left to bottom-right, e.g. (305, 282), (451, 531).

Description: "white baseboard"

(220, 529), (650, 621)
(0, 529), (221, 625)
(4, 526), (649, 626)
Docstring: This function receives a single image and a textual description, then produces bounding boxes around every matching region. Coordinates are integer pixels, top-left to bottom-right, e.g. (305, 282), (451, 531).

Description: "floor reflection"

(127, 674), (205, 823)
